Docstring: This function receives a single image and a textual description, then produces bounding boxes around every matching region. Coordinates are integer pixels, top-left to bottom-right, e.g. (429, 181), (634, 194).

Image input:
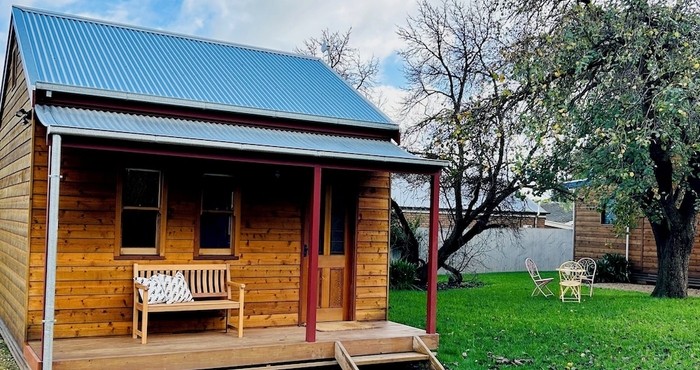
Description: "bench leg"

(141, 310), (148, 344)
(132, 308), (138, 339)
(237, 307), (243, 338)
(225, 309), (230, 334)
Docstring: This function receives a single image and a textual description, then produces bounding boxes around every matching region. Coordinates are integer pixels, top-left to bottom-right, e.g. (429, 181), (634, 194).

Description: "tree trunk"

(390, 199), (421, 266)
(649, 222), (695, 298)
(442, 263), (463, 285)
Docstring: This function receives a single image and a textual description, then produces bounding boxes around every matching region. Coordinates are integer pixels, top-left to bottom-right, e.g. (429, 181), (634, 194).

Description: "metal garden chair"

(525, 258), (554, 297)
(577, 257), (597, 297)
(557, 261), (585, 303)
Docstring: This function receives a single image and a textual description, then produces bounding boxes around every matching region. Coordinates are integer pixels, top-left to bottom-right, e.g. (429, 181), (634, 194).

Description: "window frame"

(115, 168), (167, 258)
(319, 185), (351, 256)
(194, 173), (241, 259)
(600, 201), (616, 225)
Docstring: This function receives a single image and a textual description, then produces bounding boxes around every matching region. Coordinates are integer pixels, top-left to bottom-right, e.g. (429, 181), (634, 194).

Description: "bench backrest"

(134, 263), (230, 299)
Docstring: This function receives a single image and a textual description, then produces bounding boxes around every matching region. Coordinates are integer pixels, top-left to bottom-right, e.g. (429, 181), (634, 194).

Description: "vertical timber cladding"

(355, 172), (390, 321)
(27, 150), (305, 340)
(0, 34), (33, 346)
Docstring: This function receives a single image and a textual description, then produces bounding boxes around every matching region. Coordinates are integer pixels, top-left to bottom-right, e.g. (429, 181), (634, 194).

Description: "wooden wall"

(0, 34), (33, 346)
(573, 203), (643, 268)
(355, 172), (390, 321)
(27, 144), (392, 339)
(573, 203), (700, 278)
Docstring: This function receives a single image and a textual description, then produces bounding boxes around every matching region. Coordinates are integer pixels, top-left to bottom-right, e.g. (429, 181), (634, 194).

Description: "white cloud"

(169, 0), (437, 64)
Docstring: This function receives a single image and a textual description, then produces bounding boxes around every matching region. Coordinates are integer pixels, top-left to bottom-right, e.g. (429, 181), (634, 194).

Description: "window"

(195, 174), (241, 258)
(117, 168), (166, 256)
(601, 200), (616, 225)
(319, 186), (349, 255)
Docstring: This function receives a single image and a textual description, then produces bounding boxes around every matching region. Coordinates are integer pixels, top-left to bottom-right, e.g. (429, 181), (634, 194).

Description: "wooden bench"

(132, 263), (245, 344)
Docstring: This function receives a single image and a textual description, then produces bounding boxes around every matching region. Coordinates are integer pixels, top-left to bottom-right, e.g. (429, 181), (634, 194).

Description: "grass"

(0, 334), (18, 370)
(389, 272), (700, 369)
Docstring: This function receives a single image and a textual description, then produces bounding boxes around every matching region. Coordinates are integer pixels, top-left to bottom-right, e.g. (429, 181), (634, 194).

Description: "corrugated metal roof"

(35, 105), (443, 169)
(392, 177), (548, 213)
(12, 6), (396, 130)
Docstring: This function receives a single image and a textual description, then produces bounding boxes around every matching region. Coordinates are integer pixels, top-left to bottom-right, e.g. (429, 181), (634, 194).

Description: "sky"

(0, 0), (436, 123)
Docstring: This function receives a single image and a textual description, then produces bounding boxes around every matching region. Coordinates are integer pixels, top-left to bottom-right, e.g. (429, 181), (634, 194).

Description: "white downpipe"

(625, 226), (630, 261)
(42, 134), (61, 370)
(571, 201), (576, 260)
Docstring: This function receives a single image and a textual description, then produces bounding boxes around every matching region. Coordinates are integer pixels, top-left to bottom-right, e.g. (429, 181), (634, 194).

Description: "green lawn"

(389, 272), (700, 369)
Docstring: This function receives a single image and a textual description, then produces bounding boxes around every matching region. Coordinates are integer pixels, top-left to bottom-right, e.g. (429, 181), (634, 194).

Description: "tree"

(296, 28), (379, 98)
(394, 0), (564, 283)
(510, 0), (700, 298)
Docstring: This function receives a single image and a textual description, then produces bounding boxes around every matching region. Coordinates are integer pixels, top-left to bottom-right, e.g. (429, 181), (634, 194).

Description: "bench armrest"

(227, 281), (245, 308)
(134, 282), (150, 307)
(227, 281), (246, 289)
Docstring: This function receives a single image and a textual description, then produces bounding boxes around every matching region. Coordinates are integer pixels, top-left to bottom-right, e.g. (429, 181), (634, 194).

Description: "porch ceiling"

(35, 105), (445, 172)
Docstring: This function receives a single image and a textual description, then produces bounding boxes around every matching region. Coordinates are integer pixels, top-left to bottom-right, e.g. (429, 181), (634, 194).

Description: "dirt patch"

(595, 282), (700, 297)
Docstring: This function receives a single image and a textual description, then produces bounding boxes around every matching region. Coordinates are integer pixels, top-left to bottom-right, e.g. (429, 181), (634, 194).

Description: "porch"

(24, 321), (439, 370)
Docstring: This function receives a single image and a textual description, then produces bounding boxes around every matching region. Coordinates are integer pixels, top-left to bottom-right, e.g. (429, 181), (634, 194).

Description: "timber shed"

(0, 6), (447, 370)
(573, 204), (700, 287)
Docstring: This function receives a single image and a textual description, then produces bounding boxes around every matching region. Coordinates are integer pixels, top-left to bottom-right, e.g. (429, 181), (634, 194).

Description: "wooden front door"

(316, 185), (353, 322)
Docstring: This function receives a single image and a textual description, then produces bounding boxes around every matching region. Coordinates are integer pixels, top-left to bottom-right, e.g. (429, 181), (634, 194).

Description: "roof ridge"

(11, 5), (321, 62)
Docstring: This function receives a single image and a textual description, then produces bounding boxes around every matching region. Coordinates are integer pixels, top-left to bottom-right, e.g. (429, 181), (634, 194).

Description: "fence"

(393, 227), (573, 274)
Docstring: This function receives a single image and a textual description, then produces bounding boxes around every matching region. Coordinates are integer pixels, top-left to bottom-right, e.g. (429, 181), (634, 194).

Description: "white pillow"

(133, 275), (166, 305)
(153, 272), (194, 304)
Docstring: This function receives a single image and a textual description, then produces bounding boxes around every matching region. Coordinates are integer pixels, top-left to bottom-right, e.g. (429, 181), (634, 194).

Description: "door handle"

(303, 244), (309, 257)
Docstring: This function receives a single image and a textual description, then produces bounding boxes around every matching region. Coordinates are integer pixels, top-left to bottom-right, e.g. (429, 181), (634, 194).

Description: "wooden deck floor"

(26, 321), (439, 370)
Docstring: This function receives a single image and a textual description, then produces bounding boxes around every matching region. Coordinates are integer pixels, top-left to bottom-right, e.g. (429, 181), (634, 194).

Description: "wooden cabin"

(573, 203), (700, 286)
(0, 6), (446, 369)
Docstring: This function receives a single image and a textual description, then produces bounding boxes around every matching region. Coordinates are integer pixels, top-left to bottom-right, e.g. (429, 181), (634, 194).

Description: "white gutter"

(625, 226), (630, 261)
(42, 134), (61, 370)
(572, 201), (576, 260)
(45, 126), (448, 170)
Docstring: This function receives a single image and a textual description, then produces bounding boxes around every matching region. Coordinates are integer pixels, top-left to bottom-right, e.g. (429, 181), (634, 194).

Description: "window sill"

(194, 255), (240, 261)
(115, 255), (166, 260)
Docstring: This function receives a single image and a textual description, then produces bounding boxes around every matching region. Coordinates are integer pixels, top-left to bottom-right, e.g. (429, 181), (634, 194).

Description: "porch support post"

(42, 134), (62, 370)
(305, 166), (322, 342)
(426, 171), (440, 334)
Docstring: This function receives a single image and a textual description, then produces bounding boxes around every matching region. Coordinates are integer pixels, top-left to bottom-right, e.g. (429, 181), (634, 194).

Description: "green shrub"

(595, 253), (632, 283)
(390, 260), (418, 290)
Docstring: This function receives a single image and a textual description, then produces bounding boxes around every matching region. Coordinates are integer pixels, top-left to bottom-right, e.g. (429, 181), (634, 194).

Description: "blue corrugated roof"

(12, 6), (396, 130)
(392, 177), (548, 214)
(35, 105), (440, 168)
